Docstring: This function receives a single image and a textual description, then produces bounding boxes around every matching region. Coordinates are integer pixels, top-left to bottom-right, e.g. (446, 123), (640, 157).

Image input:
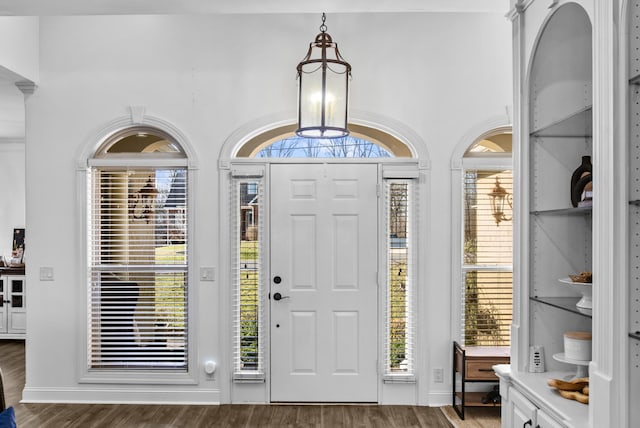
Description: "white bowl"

(558, 278), (592, 309)
(563, 331), (592, 361)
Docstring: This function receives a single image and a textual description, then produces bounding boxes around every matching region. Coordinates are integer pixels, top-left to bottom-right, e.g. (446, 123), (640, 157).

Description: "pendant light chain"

(320, 13), (327, 33)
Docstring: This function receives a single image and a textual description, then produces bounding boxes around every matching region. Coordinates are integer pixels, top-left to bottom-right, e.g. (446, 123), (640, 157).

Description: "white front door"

(270, 163), (378, 402)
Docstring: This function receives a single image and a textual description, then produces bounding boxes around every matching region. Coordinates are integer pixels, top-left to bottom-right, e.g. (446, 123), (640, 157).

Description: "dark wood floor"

(0, 340), (454, 427)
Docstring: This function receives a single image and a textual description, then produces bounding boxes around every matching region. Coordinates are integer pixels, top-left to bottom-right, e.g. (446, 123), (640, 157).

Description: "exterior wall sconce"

(296, 13), (351, 138)
(489, 176), (512, 226)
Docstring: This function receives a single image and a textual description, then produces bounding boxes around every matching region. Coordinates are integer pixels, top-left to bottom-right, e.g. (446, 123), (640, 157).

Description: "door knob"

(272, 292), (289, 301)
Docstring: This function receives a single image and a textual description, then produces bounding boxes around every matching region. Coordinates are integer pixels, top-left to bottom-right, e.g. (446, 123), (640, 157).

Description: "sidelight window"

(385, 180), (415, 376)
(232, 177), (265, 379)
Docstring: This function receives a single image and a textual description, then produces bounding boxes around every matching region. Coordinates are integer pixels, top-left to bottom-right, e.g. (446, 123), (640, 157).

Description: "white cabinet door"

(537, 409), (564, 428)
(0, 275), (26, 336)
(7, 276), (26, 334)
(0, 277), (6, 333)
(509, 388), (536, 428)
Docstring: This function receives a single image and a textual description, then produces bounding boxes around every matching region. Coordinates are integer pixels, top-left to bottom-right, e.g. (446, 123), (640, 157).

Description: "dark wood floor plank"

(363, 405), (394, 428)
(323, 404), (345, 427)
(294, 405), (323, 426)
(413, 404), (455, 428)
(0, 341), (455, 427)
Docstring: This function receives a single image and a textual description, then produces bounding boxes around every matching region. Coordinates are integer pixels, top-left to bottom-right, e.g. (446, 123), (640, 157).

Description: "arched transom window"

(234, 123), (413, 158)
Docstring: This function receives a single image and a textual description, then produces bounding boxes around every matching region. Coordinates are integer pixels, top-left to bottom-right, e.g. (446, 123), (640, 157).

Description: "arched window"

(87, 127), (189, 372)
(234, 123), (413, 158)
(255, 135), (392, 158)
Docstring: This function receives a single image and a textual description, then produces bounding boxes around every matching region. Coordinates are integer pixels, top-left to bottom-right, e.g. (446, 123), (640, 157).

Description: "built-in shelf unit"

(499, 3), (593, 427)
(628, 1), (640, 424)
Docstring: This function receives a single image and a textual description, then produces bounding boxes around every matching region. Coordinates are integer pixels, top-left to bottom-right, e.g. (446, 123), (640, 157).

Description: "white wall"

(0, 16), (37, 231)
(0, 143), (25, 258)
(22, 12), (512, 404)
(0, 16), (39, 82)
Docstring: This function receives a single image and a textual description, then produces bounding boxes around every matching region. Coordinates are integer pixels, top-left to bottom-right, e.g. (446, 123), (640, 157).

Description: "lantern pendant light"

(296, 13), (352, 138)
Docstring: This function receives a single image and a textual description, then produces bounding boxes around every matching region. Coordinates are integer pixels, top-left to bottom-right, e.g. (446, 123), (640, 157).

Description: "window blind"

(232, 178), (264, 379)
(462, 170), (512, 346)
(89, 168), (188, 369)
(385, 180), (415, 375)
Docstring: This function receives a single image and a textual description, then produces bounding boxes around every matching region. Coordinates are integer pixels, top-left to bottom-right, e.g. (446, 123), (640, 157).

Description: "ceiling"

(0, 0), (509, 16)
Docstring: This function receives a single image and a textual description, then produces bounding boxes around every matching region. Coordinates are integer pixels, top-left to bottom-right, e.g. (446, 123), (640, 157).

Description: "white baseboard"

(427, 391), (452, 407)
(21, 386), (221, 405)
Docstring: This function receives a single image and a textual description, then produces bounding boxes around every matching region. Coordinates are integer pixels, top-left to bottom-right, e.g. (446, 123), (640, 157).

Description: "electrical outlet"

(433, 367), (444, 383)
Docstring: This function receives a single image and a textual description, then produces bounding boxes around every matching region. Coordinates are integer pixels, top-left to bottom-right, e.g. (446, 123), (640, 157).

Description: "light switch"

(40, 267), (54, 281)
(200, 267), (215, 281)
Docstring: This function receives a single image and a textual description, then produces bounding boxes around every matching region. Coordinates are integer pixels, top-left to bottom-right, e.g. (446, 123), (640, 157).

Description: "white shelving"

(504, 1), (640, 426)
(628, 2), (640, 424)
(504, 2), (594, 427)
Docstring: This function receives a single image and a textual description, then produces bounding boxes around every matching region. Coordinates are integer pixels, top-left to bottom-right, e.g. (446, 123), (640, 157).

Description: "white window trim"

(382, 178), (418, 384)
(230, 169), (266, 382)
(221, 159), (427, 401)
(77, 119), (198, 385)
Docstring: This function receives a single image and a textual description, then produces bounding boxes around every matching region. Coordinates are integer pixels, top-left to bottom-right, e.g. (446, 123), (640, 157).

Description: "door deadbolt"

(273, 276), (282, 284)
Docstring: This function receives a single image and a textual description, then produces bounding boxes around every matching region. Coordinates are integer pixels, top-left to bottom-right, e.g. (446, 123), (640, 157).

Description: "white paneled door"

(270, 163), (378, 402)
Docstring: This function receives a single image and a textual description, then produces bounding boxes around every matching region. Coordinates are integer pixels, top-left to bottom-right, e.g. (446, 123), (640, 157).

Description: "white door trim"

(222, 156), (428, 405)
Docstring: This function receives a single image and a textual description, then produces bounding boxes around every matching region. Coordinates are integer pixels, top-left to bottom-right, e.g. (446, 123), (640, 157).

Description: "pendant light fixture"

(296, 13), (351, 138)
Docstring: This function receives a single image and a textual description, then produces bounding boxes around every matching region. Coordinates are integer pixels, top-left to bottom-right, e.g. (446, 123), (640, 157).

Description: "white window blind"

(89, 168), (188, 369)
(462, 170), (512, 346)
(232, 178), (264, 379)
(385, 180), (415, 376)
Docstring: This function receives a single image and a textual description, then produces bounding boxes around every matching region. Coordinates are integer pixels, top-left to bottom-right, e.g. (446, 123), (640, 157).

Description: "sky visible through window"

(256, 135), (392, 158)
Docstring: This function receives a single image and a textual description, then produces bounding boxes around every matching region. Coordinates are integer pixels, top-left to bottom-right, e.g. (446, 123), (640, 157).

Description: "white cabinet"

(629, 2), (640, 426)
(0, 274), (26, 338)
(496, 366), (576, 428)
(537, 410), (564, 428)
(508, 1), (595, 427)
(509, 1), (638, 426)
(525, 1), (593, 372)
(509, 388), (536, 428)
(501, 380), (566, 428)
